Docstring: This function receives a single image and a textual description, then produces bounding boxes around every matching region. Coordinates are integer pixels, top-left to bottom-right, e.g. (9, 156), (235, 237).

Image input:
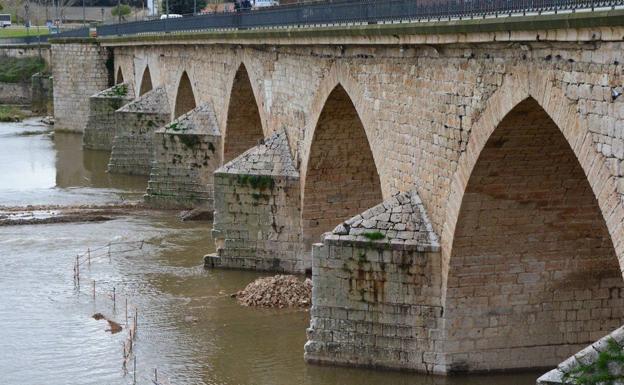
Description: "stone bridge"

(50, 10), (624, 376)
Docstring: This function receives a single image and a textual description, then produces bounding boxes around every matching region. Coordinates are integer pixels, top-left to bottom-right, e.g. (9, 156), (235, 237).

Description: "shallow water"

(0, 118), (543, 385)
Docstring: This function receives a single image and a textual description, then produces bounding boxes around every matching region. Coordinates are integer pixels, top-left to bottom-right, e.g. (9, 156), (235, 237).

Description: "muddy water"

(0, 118), (542, 385)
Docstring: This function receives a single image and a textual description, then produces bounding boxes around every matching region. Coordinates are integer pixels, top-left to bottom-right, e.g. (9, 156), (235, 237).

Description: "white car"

(0, 14), (11, 28)
(160, 14), (183, 19)
(253, 0), (278, 9)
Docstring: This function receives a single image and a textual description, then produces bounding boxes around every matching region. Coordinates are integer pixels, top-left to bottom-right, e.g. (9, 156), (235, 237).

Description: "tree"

(161, 0), (206, 15)
(111, 3), (131, 20)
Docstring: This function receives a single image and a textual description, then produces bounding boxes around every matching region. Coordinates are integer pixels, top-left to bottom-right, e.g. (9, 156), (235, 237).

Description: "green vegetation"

(362, 231), (385, 241)
(236, 174), (274, 190)
(0, 105), (25, 122)
(0, 56), (46, 83)
(161, 0), (206, 14)
(562, 339), (624, 385)
(111, 4), (132, 20)
(104, 83), (128, 97)
(177, 134), (201, 149)
(0, 26), (49, 38)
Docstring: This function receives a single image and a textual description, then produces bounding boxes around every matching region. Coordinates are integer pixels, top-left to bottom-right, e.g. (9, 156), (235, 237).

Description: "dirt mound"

(235, 275), (312, 308)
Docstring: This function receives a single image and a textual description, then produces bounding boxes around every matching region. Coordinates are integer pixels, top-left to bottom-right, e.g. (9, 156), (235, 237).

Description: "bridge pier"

(145, 103), (222, 209)
(83, 83), (134, 150)
(304, 191), (445, 373)
(108, 86), (170, 176)
(205, 131), (305, 272)
(51, 42), (112, 132)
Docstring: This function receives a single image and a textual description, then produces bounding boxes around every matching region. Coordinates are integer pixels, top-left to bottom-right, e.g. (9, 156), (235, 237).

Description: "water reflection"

(0, 117), (147, 206)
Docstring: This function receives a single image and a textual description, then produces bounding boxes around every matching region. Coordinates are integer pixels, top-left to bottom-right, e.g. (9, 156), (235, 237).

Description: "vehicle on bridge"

(252, 0), (279, 8)
(0, 14), (11, 28)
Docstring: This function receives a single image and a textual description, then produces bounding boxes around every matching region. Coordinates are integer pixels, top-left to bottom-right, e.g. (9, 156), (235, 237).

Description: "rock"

(235, 275), (312, 308)
(180, 208), (214, 221)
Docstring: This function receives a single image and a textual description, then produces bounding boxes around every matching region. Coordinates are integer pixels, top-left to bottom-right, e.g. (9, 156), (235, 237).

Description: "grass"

(0, 106), (26, 122)
(0, 26), (50, 38)
(0, 56), (47, 83)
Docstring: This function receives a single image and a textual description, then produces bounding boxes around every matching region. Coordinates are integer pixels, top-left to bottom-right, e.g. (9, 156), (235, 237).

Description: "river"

(0, 118), (542, 385)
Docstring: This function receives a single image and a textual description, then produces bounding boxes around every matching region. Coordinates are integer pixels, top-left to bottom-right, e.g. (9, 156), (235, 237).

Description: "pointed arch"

(443, 96), (624, 371)
(138, 65), (153, 96)
(116, 67), (124, 84)
(222, 63), (265, 164)
(301, 84), (383, 248)
(173, 71), (196, 119)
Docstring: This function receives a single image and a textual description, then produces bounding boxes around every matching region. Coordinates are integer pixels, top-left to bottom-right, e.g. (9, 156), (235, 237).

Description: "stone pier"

(206, 131), (304, 272)
(304, 191), (443, 373)
(108, 86), (170, 175)
(145, 103), (222, 209)
(83, 83), (134, 150)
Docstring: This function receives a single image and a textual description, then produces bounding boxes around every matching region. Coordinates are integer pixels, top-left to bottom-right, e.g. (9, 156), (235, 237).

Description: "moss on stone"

(362, 231), (385, 241)
(562, 339), (624, 385)
(236, 174), (275, 190)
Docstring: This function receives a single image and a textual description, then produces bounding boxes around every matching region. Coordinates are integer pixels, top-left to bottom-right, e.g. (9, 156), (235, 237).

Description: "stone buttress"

(145, 103), (222, 209)
(108, 86), (170, 175)
(205, 131), (305, 272)
(83, 83), (134, 150)
(304, 191), (444, 373)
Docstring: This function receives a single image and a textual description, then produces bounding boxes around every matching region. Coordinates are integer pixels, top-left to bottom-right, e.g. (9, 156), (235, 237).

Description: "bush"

(0, 56), (46, 83)
(111, 4), (132, 19)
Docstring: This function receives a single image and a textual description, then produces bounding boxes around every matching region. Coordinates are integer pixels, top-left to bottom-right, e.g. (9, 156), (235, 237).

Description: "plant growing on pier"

(0, 105), (25, 122)
(104, 84), (128, 98)
(362, 231), (385, 241)
(236, 174), (274, 191)
(562, 339), (624, 385)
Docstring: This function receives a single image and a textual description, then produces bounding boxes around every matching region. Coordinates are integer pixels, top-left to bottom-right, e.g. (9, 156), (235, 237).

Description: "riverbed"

(0, 118), (542, 385)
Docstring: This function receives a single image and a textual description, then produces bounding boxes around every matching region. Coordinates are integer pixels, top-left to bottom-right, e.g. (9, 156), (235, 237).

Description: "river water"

(0, 118), (542, 385)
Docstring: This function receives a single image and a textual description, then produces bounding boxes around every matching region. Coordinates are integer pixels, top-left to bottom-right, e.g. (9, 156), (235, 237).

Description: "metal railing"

(96, 0), (624, 37)
(2, 0), (623, 45)
(0, 26), (90, 45)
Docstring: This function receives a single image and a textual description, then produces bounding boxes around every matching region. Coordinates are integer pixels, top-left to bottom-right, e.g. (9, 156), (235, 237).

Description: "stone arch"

(138, 65), (153, 96)
(442, 71), (624, 288)
(116, 67), (124, 84)
(441, 74), (624, 371)
(173, 71), (196, 119)
(222, 63), (265, 164)
(301, 84), (383, 248)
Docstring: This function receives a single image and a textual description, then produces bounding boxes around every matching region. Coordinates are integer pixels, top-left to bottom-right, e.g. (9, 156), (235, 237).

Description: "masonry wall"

(146, 131), (220, 209)
(209, 172), (303, 272)
(0, 82), (30, 104)
(83, 86), (133, 150)
(31, 73), (53, 114)
(306, 239), (443, 372)
(302, 85), (383, 248)
(108, 111), (169, 175)
(443, 98), (624, 372)
(52, 43), (111, 132)
(112, 40), (624, 257)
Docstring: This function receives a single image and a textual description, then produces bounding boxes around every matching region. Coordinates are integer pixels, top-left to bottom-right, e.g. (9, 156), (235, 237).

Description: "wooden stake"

(113, 287), (116, 311)
(87, 248), (91, 266)
(133, 355), (136, 385)
(76, 255), (80, 284)
(93, 280), (96, 300)
(125, 298), (128, 326)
